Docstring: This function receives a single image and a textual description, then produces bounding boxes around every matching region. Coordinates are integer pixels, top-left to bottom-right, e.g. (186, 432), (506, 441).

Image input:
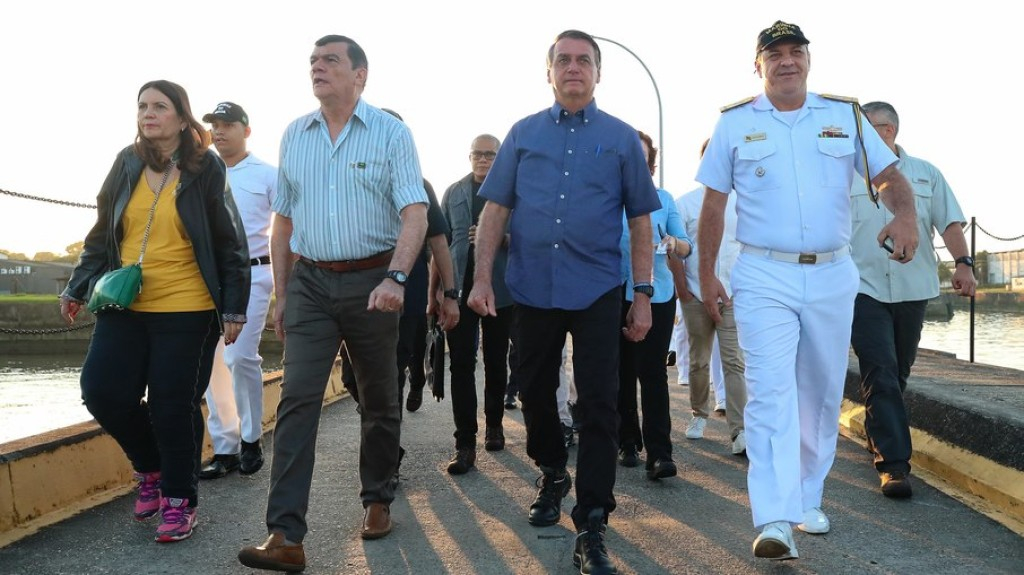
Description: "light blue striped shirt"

(273, 99), (426, 260)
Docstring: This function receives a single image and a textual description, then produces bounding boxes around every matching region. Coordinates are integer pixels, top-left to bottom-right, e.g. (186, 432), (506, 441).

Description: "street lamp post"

(593, 35), (664, 189)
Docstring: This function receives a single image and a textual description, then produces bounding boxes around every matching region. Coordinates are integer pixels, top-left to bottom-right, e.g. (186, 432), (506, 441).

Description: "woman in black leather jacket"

(59, 80), (249, 544)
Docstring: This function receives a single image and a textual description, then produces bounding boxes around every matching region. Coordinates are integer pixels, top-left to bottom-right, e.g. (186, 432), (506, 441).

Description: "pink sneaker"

(132, 472), (161, 521)
(155, 497), (197, 543)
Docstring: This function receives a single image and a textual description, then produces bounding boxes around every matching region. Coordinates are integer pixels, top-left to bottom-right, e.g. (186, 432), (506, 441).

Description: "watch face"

(387, 270), (408, 284)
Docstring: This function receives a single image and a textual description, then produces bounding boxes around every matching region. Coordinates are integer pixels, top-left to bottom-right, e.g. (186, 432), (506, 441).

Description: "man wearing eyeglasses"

(696, 21), (919, 561)
(850, 101), (976, 500)
(439, 134), (514, 475)
(468, 29), (660, 575)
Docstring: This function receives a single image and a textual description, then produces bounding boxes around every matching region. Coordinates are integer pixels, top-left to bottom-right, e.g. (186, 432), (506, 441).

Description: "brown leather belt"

(298, 250), (393, 273)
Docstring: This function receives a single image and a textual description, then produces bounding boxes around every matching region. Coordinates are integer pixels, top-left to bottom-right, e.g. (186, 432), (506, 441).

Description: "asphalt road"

(1, 358), (1022, 575)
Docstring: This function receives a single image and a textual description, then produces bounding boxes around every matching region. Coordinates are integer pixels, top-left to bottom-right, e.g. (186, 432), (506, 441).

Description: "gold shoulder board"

(820, 93), (860, 104)
(719, 96), (755, 113)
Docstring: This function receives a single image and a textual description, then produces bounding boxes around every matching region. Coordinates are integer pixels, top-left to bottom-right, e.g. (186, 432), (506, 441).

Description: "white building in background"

(984, 249), (1024, 289)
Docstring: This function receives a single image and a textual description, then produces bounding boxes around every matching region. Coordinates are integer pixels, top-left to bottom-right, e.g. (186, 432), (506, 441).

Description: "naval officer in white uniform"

(696, 21), (919, 561)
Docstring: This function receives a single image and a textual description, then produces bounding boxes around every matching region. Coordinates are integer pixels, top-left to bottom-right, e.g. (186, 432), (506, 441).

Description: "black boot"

(573, 508), (617, 574)
(528, 466), (571, 526)
(484, 425), (505, 451)
(446, 447), (476, 475)
(239, 440), (264, 475)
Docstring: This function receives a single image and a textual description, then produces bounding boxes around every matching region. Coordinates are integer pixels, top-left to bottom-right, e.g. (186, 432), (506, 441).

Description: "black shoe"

(528, 467), (572, 526)
(880, 471), (913, 498)
(562, 423), (576, 448)
(199, 453), (240, 479)
(239, 440), (264, 475)
(574, 508), (617, 574)
(617, 445), (639, 468)
(646, 458), (677, 481)
(504, 395), (518, 410)
(446, 447), (476, 475)
(406, 383), (424, 412)
(666, 350), (676, 367)
(485, 425), (505, 451)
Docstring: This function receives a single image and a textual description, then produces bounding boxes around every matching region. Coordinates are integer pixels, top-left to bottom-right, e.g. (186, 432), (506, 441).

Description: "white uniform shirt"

(228, 153), (278, 259)
(851, 144), (965, 302)
(677, 186), (740, 299)
(697, 93), (898, 253)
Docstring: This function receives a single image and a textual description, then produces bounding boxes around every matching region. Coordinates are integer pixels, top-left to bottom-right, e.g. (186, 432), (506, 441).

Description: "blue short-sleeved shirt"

(480, 100), (660, 310)
(697, 93), (897, 253)
(620, 189), (689, 303)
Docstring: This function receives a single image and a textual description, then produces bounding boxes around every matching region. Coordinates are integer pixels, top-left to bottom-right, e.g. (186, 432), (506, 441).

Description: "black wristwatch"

(443, 288), (461, 301)
(386, 270), (408, 286)
(954, 256), (975, 268)
(633, 282), (655, 298)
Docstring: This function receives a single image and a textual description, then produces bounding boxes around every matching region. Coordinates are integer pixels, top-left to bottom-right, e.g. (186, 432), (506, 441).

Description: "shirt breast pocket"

(736, 141), (778, 191)
(817, 139), (856, 187)
(353, 159), (388, 198)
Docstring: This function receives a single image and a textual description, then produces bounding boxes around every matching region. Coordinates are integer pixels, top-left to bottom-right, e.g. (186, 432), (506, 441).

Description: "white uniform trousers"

(205, 265), (274, 454)
(556, 341), (577, 426)
(670, 300), (691, 383)
(731, 252), (858, 528)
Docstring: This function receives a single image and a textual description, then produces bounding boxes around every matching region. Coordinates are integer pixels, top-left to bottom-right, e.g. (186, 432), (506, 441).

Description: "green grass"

(0, 294), (59, 303)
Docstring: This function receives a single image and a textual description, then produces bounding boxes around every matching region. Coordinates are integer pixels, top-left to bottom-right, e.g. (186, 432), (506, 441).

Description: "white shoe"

(714, 401), (726, 415)
(797, 507), (830, 534)
(685, 417), (706, 439)
(678, 377), (689, 386)
(753, 521), (798, 560)
(731, 430), (746, 456)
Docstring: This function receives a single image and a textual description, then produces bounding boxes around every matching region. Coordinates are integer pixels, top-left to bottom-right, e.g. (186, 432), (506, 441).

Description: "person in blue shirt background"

(616, 129), (691, 481)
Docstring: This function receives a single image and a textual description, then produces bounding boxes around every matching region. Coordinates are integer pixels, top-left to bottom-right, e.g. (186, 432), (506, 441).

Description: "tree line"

(0, 242), (85, 264)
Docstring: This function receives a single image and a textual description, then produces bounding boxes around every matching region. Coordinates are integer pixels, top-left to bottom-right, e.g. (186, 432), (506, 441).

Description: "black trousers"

(516, 287), (621, 529)
(850, 293), (928, 474)
(446, 303), (513, 448)
(617, 296), (676, 464)
(80, 309), (219, 506)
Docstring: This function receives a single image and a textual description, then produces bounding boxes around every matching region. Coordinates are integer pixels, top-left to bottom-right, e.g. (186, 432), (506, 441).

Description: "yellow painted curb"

(840, 398), (1024, 537)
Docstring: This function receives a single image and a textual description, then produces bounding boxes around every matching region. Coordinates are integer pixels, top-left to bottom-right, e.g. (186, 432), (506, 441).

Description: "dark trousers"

(267, 262), (401, 543)
(341, 310), (425, 407)
(80, 309), (219, 506)
(447, 303), (512, 448)
(516, 287), (621, 529)
(850, 293), (928, 474)
(617, 296), (676, 463)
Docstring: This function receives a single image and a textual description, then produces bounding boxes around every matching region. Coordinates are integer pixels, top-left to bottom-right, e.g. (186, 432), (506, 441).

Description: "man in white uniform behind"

(200, 102), (278, 479)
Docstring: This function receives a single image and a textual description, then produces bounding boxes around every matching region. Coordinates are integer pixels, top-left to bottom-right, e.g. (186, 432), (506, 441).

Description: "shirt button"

(560, 194), (565, 199)
(564, 172), (569, 176)
(556, 218), (562, 224)
(570, 128), (575, 133)
(568, 150), (573, 154)
(554, 243), (560, 249)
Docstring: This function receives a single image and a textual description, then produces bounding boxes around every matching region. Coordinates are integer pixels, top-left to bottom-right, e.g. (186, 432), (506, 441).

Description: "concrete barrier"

(0, 362), (347, 547)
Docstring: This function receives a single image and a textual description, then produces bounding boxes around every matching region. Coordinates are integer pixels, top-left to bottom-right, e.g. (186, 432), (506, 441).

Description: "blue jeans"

(80, 309), (219, 506)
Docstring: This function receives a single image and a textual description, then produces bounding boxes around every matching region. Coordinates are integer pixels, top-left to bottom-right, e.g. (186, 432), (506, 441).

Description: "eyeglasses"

(470, 151), (497, 160)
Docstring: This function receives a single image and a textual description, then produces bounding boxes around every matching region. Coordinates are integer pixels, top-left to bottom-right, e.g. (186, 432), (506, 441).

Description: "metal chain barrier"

(0, 321), (96, 335)
(0, 188), (96, 209)
(972, 222), (1024, 243)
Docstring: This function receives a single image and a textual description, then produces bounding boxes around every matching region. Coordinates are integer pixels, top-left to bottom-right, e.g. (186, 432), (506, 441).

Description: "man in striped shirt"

(239, 34), (428, 573)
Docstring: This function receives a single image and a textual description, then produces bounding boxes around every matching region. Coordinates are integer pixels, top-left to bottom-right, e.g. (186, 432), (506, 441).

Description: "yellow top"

(120, 175), (214, 312)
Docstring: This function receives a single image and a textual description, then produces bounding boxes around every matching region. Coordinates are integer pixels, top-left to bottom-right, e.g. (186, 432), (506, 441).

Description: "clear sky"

(2, 1), (1019, 258)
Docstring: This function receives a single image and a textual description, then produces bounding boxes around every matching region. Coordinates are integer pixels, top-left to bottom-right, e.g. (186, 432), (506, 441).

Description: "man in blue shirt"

(468, 29), (660, 575)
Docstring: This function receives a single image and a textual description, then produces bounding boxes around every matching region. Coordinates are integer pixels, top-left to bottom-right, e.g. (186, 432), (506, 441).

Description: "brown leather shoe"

(361, 502), (392, 540)
(238, 532), (306, 572)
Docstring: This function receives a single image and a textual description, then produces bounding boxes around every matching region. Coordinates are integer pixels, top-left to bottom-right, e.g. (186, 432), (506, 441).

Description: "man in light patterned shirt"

(239, 34), (427, 573)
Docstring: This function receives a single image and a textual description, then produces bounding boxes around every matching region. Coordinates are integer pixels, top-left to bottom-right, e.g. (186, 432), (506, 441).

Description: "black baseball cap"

(756, 20), (810, 54)
(202, 101), (249, 126)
